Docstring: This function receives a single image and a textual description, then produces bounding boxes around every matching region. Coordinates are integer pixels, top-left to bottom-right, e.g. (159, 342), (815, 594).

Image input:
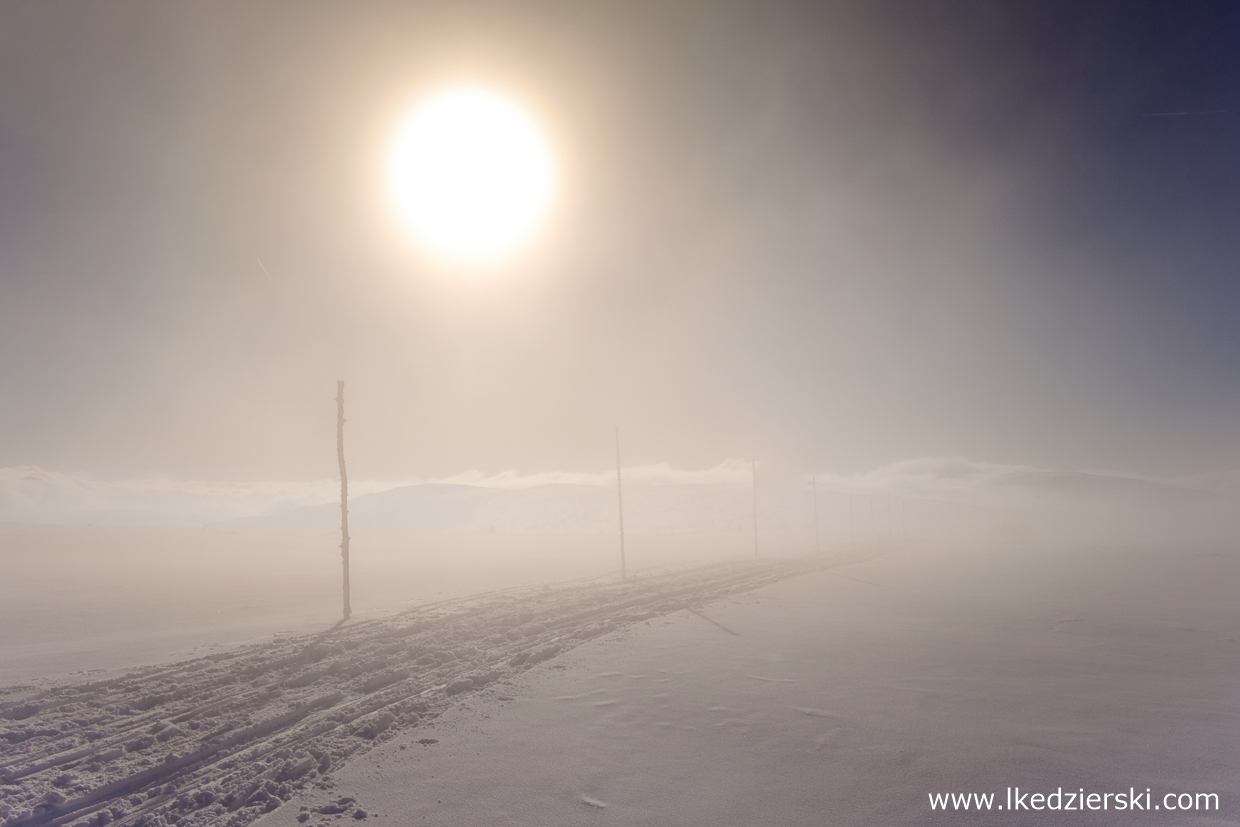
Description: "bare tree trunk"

(615, 426), (626, 580)
(337, 380), (351, 621)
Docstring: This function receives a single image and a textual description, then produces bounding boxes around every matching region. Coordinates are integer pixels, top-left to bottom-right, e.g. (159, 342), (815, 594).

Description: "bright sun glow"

(389, 88), (555, 262)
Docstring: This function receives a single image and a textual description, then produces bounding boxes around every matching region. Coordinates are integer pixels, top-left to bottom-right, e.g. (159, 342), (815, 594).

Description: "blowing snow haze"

(2, 1), (1240, 516)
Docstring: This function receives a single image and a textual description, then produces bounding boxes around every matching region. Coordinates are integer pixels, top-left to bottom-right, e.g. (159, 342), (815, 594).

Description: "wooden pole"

(336, 380), (351, 621)
(751, 459), (758, 558)
(811, 476), (820, 554)
(615, 426), (626, 580)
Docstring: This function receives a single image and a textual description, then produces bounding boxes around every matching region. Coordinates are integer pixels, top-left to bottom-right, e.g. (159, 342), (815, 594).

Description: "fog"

(4, 452), (1238, 686)
(6, 454), (1239, 544)
(4, 1), (1240, 481)
(3, 2), (1240, 826)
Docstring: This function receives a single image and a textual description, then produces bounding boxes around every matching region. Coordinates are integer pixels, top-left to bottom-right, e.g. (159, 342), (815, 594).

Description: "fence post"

(337, 380), (351, 621)
(751, 459), (758, 558)
(615, 426), (626, 580)
(812, 476), (820, 553)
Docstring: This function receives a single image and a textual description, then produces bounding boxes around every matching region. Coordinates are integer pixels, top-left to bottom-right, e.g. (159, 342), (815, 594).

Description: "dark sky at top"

(1, 1), (1239, 481)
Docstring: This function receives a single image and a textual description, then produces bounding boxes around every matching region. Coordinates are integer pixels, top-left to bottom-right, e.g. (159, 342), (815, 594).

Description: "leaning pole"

(336, 380), (351, 620)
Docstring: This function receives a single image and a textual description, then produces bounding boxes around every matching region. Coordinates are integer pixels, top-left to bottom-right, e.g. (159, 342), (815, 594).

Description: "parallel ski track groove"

(0, 549), (885, 827)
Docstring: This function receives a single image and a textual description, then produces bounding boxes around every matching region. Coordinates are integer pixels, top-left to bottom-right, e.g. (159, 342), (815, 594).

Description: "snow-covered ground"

(0, 522), (771, 685)
(0, 550), (859, 827)
(253, 542), (1240, 826)
(4, 540), (1238, 827)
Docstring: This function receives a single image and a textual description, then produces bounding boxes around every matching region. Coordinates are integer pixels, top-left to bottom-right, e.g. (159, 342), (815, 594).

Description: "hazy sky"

(2, 1), (1239, 483)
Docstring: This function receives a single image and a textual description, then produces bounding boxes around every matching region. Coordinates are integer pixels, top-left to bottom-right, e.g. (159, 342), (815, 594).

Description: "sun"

(388, 88), (556, 262)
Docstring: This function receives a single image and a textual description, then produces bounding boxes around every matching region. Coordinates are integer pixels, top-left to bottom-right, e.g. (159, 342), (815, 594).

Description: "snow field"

(0, 549), (875, 827)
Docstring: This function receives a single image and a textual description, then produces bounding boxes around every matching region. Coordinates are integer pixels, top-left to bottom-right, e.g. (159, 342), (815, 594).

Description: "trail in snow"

(0, 548), (886, 827)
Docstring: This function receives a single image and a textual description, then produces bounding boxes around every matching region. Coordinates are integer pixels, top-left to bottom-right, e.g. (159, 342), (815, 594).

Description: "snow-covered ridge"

(221, 483), (763, 535)
(2, 459), (1237, 543)
(0, 462), (751, 528)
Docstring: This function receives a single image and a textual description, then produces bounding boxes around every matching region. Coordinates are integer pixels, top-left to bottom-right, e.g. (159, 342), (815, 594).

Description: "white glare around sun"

(389, 88), (555, 262)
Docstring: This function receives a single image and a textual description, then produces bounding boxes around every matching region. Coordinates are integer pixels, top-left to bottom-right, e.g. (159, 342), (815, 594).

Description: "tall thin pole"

(751, 459), (758, 558)
(811, 476), (820, 554)
(336, 380), (351, 621)
(615, 426), (626, 580)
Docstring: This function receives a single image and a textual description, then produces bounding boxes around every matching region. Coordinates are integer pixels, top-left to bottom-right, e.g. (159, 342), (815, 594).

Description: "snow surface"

(4, 540), (1238, 827)
(0, 551), (853, 827)
(250, 542), (1240, 826)
(0, 522), (764, 684)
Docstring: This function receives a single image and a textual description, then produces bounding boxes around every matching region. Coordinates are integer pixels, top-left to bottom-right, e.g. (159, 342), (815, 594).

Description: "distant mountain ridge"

(219, 482), (764, 535)
(4, 458), (1236, 535)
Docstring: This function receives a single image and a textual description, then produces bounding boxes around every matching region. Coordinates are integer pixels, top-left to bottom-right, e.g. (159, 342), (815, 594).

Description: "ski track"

(0, 550), (882, 827)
